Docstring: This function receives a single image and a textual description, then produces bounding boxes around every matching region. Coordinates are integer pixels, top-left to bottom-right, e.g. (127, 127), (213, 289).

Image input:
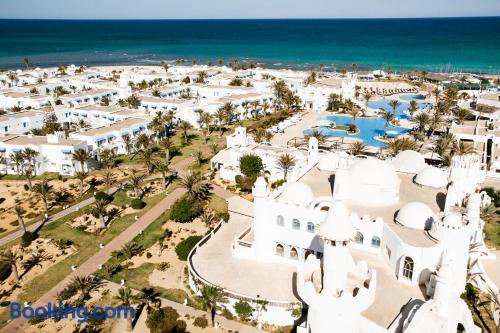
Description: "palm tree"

(128, 170), (146, 198)
(362, 92), (372, 116)
(135, 133), (150, 151)
(387, 137), (418, 156)
(428, 111), (443, 138)
(72, 148), (92, 172)
(102, 168), (115, 194)
(306, 130), (326, 145)
(381, 110), (392, 138)
(408, 100), (418, 119)
(154, 159), (169, 189)
(200, 210), (218, 228)
(75, 171), (88, 196)
(178, 172), (212, 201)
(139, 287), (161, 311)
(92, 196), (110, 229)
(177, 120), (193, 145)
(126, 95), (141, 109)
(432, 86), (441, 105)
(99, 149), (115, 169)
(348, 107), (360, 126)
(114, 287), (139, 331)
(193, 151), (204, 166)
(414, 113), (430, 134)
(222, 102), (236, 125)
(453, 141), (476, 156)
(33, 178), (53, 214)
(350, 141), (367, 156)
(277, 153), (296, 180)
(484, 287), (500, 333)
(22, 163), (35, 191)
(158, 137), (172, 165)
(453, 108), (472, 125)
(140, 148), (154, 174)
(9, 151), (24, 175)
(122, 135), (133, 154)
(0, 249), (20, 282)
(389, 100), (401, 122)
(200, 286), (225, 327)
(14, 205), (27, 233)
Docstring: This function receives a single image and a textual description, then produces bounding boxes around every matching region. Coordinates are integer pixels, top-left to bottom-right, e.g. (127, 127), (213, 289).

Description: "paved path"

(0, 157), (194, 247)
(101, 280), (263, 333)
(1, 187), (187, 333)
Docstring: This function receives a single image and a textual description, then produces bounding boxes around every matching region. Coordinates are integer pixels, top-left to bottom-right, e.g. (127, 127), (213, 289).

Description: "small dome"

(395, 202), (434, 230)
(414, 167), (448, 188)
(320, 200), (353, 241)
(280, 182), (315, 206)
(349, 158), (400, 189)
(442, 212), (462, 228)
(392, 150), (426, 174)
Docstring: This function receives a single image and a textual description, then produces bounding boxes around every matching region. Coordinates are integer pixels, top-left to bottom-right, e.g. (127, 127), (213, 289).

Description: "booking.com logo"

(10, 302), (135, 323)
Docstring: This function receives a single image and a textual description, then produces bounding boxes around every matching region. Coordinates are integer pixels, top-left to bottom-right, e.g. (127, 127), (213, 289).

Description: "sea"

(0, 17), (499, 74)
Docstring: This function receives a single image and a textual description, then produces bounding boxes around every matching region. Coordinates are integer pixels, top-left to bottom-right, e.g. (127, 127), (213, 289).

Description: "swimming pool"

(368, 96), (432, 120)
(304, 115), (411, 147)
(399, 94), (427, 101)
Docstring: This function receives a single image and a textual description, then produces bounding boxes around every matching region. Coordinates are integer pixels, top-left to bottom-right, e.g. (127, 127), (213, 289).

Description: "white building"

(0, 132), (87, 176)
(0, 110), (46, 134)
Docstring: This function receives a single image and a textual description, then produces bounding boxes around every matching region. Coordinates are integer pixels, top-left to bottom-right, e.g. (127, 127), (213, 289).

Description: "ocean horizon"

(0, 17), (499, 74)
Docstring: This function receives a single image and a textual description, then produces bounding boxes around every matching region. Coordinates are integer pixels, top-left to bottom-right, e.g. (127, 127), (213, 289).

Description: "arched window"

(403, 257), (414, 280)
(371, 236), (381, 248)
(354, 232), (364, 245)
(304, 250), (314, 259)
(276, 215), (284, 227)
(292, 219), (300, 230)
(290, 247), (299, 260)
(307, 222), (315, 233)
(275, 244), (284, 256)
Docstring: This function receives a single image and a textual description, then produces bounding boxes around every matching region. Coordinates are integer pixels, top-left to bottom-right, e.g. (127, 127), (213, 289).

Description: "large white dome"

(349, 158), (400, 189)
(317, 153), (341, 172)
(392, 150), (426, 174)
(395, 201), (434, 230)
(414, 167), (448, 188)
(280, 181), (315, 206)
(320, 200), (353, 241)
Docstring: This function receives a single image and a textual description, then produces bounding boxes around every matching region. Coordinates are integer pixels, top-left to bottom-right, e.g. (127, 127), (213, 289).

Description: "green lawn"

(484, 220), (500, 248)
(207, 195), (228, 214)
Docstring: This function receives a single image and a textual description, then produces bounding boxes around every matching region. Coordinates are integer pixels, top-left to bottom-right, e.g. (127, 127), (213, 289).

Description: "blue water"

(0, 18), (499, 73)
(304, 115), (411, 147)
(368, 96), (433, 120)
(399, 94), (426, 101)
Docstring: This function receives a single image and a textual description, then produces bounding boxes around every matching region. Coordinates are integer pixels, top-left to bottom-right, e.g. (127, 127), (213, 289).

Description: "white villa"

(0, 132), (87, 176)
(189, 127), (493, 332)
(0, 110), (46, 134)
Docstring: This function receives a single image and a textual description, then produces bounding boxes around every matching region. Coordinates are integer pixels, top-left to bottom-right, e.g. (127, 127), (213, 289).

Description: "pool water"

(399, 94), (427, 101)
(304, 115), (411, 147)
(367, 95), (432, 120)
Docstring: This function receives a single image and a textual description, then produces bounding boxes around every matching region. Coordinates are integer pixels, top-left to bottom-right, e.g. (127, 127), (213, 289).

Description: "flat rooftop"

(298, 167), (441, 247)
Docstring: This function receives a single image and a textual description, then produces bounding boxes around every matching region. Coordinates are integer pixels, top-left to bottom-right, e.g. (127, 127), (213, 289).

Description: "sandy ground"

(0, 238), (76, 320)
(127, 218), (209, 291)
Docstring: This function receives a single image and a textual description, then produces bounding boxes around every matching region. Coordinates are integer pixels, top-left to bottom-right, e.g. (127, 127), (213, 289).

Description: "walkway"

(1, 187), (187, 333)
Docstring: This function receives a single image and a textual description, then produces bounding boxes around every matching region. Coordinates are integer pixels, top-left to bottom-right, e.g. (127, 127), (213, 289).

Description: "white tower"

(333, 154), (350, 200)
(307, 137), (319, 166)
(252, 176), (270, 260)
(226, 127), (249, 148)
(445, 154), (484, 212)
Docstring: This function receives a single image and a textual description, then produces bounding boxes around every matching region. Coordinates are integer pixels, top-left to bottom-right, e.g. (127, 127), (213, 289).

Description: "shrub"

(21, 231), (37, 247)
(146, 252), (152, 259)
(235, 175), (256, 193)
(146, 306), (186, 333)
(23, 184), (29, 191)
(94, 191), (111, 202)
(170, 197), (199, 223)
(271, 179), (286, 189)
(221, 308), (234, 320)
(348, 124), (358, 133)
(175, 236), (202, 261)
(234, 300), (253, 321)
(217, 211), (230, 223)
(131, 198), (146, 210)
(157, 262), (171, 271)
(193, 316), (209, 329)
(0, 261), (12, 282)
(239, 154), (263, 178)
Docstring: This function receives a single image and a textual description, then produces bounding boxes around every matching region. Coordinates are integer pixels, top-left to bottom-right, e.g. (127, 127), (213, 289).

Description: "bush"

(193, 316), (208, 329)
(235, 175), (256, 193)
(23, 184), (29, 191)
(21, 231), (37, 247)
(146, 252), (152, 259)
(175, 236), (202, 261)
(94, 191), (111, 202)
(239, 154), (263, 178)
(0, 261), (12, 282)
(146, 306), (186, 333)
(170, 197), (199, 223)
(131, 198), (146, 209)
(348, 124), (358, 133)
(271, 179), (286, 189)
(234, 300), (253, 321)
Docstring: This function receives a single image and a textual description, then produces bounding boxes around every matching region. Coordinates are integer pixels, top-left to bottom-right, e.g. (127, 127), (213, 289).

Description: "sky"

(0, 0), (499, 19)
